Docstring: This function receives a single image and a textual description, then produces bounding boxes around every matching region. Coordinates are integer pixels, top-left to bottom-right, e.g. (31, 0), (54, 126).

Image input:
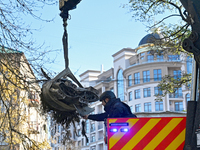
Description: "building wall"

(0, 50), (49, 150)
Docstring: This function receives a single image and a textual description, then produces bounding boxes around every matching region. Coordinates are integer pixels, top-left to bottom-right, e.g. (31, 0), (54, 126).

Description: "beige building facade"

(78, 33), (191, 150)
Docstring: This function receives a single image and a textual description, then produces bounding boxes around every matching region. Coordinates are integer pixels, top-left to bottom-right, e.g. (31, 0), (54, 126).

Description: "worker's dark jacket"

(88, 98), (137, 121)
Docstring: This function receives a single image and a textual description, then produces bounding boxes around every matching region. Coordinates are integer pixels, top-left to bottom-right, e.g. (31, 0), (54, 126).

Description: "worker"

(83, 91), (136, 144)
(83, 90), (137, 121)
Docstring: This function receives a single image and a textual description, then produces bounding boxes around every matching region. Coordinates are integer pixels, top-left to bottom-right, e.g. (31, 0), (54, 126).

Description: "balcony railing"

(98, 137), (103, 140)
(169, 93), (183, 98)
(129, 59), (182, 69)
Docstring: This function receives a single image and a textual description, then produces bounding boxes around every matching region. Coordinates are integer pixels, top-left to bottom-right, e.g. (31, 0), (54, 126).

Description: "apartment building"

(78, 32), (191, 150)
(0, 46), (49, 150)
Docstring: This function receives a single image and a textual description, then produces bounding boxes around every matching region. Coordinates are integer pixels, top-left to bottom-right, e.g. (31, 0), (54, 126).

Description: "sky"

(31, 0), (149, 80)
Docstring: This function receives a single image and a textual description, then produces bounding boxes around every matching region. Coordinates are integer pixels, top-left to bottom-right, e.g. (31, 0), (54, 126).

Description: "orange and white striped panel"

(107, 117), (186, 150)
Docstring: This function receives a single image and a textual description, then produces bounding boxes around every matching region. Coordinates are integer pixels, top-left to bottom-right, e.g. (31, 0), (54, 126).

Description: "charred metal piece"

(41, 68), (99, 116)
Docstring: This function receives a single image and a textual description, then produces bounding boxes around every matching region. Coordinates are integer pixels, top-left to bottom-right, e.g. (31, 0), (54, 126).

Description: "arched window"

(117, 69), (124, 101)
(186, 93), (190, 107)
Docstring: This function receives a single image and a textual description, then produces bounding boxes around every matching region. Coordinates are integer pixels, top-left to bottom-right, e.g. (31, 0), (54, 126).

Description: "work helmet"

(99, 91), (116, 101)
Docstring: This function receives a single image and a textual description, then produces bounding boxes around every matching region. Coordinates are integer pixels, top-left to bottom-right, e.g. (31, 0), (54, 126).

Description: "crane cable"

(62, 14), (83, 88)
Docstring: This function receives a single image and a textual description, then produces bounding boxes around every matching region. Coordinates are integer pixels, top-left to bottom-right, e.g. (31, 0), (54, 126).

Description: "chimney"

(101, 64), (104, 73)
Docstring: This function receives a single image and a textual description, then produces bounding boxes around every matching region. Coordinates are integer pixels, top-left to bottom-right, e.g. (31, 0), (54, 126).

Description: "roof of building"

(0, 46), (22, 54)
(138, 32), (164, 46)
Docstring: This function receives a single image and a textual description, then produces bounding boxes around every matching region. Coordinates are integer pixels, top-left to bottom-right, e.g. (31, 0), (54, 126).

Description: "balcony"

(28, 121), (39, 134)
(98, 137), (103, 140)
(169, 93), (183, 99)
(128, 59), (182, 69)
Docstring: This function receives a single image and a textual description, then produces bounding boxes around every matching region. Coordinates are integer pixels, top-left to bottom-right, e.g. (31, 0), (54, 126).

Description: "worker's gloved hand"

(82, 115), (88, 119)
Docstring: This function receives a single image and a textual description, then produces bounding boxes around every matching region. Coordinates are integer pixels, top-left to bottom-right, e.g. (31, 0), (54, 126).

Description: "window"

(58, 136), (61, 143)
(173, 70), (181, 80)
(86, 138), (89, 145)
(147, 55), (154, 62)
(169, 88), (182, 98)
(62, 135), (64, 141)
(168, 55), (180, 61)
(86, 120), (89, 133)
(78, 129), (81, 137)
(186, 93), (190, 106)
(157, 55), (163, 61)
(186, 56), (192, 74)
(154, 87), (163, 96)
(91, 123), (95, 132)
(82, 138), (84, 146)
(141, 52), (145, 56)
(135, 104), (141, 112)
(147, 51), (151, 54)
(110, 88), (114, 92)
(128, 91), (132, 101)
(154, 69), (162, 81)
(175, 102), (183, 111)
(135, 89), (140, 99)
(155, 101), (163, 111)
(144, 88), (151, 97)
(134, 72), (140, 85)
(140, 53), (145, 60)
(98, 122), (103, 129)
(128, 75), (132, 87)
(175, 88), (182, 98)
(57, 125), (60, 133)
(143, 70), (150, 83)
(144, 102), (151, 112)
(130, 106), (133, 113)
(91, 134), (96, 143)
(117, 69), (124, 101)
